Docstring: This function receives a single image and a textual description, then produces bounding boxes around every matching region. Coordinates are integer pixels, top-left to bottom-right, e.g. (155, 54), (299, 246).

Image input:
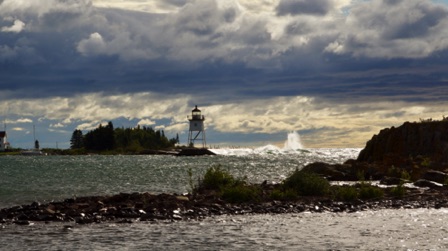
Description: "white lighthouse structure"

(187, 105), (206, 148)
(0, 131), (7, 151)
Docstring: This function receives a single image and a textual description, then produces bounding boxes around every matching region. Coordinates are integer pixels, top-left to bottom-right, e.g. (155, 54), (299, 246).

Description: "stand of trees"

(70, 122), (179, 153)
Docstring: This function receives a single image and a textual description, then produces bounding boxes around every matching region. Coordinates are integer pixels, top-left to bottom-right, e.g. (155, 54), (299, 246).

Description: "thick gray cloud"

(174, 1), (226, 35)
(326, 0), (448, 58)
(1, 0), (447, 100)
(276, 0), (334, 16)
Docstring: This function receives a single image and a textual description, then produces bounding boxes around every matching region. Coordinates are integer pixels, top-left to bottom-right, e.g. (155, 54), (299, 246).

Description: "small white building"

(0, 131), (7, 151)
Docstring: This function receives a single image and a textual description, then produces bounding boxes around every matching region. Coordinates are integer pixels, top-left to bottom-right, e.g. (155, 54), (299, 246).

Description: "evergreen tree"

(82, 122), (175, 153)
(70, 129), (84, 149)
(83, 122), (115, 151)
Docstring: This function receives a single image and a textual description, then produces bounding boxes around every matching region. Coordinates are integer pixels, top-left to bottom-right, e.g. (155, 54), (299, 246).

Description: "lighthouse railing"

(187, 115), (205, 120)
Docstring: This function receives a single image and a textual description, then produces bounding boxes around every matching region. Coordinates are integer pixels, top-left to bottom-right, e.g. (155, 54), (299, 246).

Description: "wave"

(209, 131), (308, 156)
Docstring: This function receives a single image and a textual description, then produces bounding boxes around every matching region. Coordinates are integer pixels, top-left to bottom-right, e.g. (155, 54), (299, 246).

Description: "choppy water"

(0, 148), (359, 208)
(2, 209), (448, 250)
(2, 148), (448, 250)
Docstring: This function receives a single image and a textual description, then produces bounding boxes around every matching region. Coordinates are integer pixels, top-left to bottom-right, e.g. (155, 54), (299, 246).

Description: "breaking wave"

(210, 131), (307, 155)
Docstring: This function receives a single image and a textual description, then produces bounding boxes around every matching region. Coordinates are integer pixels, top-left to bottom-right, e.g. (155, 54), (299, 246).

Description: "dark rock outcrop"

(357, 121), (448, 170)
(302, 120), (448, 182)
(177, 148), (216, 156)
(302, 159), (390, 181)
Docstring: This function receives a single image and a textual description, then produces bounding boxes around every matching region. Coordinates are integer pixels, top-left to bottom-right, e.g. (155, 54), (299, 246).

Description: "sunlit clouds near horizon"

(1, 0), (448, 149)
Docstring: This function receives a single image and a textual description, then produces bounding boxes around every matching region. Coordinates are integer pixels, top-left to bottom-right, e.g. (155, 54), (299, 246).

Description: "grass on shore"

(192, 165), (391, 204)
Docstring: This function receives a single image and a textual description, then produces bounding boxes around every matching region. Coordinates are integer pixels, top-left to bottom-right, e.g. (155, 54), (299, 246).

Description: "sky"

(1, 0), (448, 149)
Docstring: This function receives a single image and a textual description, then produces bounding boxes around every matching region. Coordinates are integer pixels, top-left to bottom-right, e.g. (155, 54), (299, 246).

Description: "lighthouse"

(0, 131), (7, 151)
(187, 105), (206, 148)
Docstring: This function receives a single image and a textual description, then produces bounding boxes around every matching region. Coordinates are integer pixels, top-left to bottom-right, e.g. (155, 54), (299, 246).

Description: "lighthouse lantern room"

(187, 105), (206, 148)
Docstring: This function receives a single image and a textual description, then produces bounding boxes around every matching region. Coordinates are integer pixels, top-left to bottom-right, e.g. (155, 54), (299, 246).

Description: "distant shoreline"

(0, 147), (219, 156)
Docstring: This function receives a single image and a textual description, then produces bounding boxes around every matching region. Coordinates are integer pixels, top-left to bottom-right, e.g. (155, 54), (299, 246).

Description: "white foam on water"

(208, 148), (254, 156)
(210, 131), (305, 156)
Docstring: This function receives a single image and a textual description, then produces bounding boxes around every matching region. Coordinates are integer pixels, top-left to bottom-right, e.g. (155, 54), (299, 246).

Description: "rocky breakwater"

(3, 186), (448, 226)
(0, 193), (215, 226)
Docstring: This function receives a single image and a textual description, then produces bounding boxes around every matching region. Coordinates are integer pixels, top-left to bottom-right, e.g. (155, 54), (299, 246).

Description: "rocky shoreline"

(2, 184), (448, 226)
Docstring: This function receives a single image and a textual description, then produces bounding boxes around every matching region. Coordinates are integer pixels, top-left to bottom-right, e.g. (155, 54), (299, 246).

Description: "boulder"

(422, 170), (448, 184)
(347, 160), (387, 180)
(380, 176), (406, 186)
(301, 162), (347, 180)
(413, 179), (443, 188)
(177, 148), (216, 156)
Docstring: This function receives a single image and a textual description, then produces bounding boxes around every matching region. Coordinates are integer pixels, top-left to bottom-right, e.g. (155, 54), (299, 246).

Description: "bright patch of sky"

(434, 0), (448, 4)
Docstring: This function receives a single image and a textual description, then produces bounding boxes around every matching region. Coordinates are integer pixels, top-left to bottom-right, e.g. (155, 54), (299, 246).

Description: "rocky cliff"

(357, 120), (448, 170)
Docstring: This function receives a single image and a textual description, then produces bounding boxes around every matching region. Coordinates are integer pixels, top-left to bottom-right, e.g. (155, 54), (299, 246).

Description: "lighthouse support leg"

(188, 130), (206, 148)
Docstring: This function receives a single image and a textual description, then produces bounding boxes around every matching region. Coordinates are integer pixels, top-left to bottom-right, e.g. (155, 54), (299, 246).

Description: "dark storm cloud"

(276, 0), (333, 16)
(1, 0), (448, 105)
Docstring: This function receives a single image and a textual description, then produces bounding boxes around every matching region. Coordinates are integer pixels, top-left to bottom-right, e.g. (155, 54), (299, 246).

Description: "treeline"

(70, 121), (179, 153)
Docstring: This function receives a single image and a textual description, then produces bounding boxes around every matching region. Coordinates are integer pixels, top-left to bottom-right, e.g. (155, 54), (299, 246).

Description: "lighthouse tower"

(187, 105), (206, 148)
(0, 131), (7, 151)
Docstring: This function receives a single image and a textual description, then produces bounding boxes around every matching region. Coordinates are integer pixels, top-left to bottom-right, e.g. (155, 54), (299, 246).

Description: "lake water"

(1, 147), (448, 250)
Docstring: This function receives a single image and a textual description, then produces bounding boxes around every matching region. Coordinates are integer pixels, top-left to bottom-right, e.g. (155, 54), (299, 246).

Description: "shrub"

(390, 183), (406, 198)
(356, 170), (366, 181)
(269, 188), (298, 201)
(199, 165), (235, 191)
(421, 157), (432, 168)
(359, 184), (384, 200)
(334, 186), (358, 201)
(196, 165), (261, 203)
(387, 166), (411, 180)
(283, 169), (330, 196)
(222, 184), (261, 203)
(400, 170), (411, 181)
